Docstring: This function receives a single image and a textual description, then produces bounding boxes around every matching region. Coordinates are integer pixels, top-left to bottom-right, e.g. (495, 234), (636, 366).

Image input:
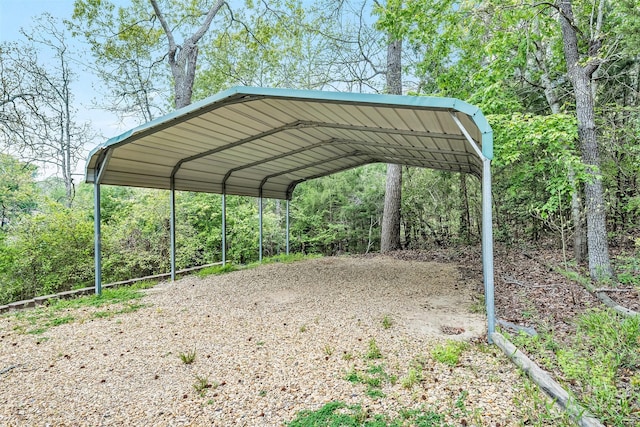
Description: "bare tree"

(0, 14), (91, 207)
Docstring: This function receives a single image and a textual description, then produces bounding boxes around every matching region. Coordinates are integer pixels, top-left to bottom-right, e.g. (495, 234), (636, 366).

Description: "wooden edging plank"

(491, 332), (604, 427)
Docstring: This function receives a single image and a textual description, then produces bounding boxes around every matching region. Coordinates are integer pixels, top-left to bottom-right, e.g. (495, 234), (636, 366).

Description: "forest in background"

(1, 0), (639, 305)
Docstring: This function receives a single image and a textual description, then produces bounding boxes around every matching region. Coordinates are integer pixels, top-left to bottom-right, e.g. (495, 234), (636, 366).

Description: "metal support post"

(93, 182), (102, 295)
(286, 199), (290, 255)
(222, 193), (226, 265)
(259, 195), (263, 262)
(482, 158), (495, 342)
(170, 179), (176, 281)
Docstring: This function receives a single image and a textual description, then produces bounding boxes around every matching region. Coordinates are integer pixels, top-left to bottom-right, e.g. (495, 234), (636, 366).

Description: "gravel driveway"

(1, 256), (555, 426)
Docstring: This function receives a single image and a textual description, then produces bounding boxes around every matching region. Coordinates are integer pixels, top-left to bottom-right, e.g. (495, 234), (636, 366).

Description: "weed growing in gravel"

(299, 324), (307, 332)
(431, 340), (467, 367)
(366, 338), (382, 359)
(179, 349), (197, 364)
(288, 400), (484, 426)
(93, 302), (145, 320)
(470, 293), (485, 314)
(512, 373), (573, 426)
(342, 351), (353, 361)
(400, 366), (422, 389)
(287, 402), (370, 426)
(382, 315), (393, 329)
(323, 345), (334, 356)
(193, 374), (216, 397)
(345, 363), (395, 400)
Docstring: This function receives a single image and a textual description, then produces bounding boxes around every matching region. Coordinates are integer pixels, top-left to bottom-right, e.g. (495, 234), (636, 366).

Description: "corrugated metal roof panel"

(86, 87), (492, 200)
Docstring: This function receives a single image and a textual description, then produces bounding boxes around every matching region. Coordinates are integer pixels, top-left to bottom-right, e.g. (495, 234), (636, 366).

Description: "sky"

(0, 0), (71, 41)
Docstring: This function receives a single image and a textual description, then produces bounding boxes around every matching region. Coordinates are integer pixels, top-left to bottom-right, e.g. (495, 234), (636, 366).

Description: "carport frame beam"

(286, 199), (290, 255)
(451, 112), (495, 342)
(259, 193), (263, 262)
(170, 177), (176, 281)
(222, 192), (227, 266)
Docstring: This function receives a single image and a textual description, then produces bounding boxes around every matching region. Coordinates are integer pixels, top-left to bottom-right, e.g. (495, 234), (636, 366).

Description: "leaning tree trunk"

(558, 0), (613, 280)
(380, 37), (402, 253)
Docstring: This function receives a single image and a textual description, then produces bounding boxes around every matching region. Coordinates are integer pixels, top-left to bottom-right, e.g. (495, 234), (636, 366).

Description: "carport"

(85, 86), (495, 338)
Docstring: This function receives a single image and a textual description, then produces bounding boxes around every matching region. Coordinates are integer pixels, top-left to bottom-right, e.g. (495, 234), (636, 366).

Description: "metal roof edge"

(84, 86), (248, 182)
(84, 86), (494, 183)
(230, 86), (460, 109)
(451, 99), (493, 160)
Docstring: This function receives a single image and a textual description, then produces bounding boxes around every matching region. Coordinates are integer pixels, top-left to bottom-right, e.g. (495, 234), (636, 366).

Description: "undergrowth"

(286, 394), (481, 427)
(247, 253), (321, 269)
(197, 263), (237, 277)
(198, 253), (321, 277)
(5, 282), (153, 335)
(431, 340), (468, 367)
(508, 308), (640, 426)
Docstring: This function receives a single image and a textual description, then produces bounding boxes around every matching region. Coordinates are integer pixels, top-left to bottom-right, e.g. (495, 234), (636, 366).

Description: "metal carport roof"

(86, 86), (492, 199)
(86, 86), (495, 340)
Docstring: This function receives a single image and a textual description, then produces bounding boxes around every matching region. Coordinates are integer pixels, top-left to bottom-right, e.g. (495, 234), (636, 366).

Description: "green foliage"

(0, 201), (94, 304)
(5, 284), (147, 334)
(402, 169), (476, 247)
(381, 315), (393, 330)
(489, 113), (581, 242)
(193, 374), (215, 397)
(511, 309), (640, 425)
(0, 153), (38, 229)
(400, 366), (422, 389)
(287, 401), (370, 426)
(179, 349), (197, 365)
(365, 338), (382, 360)
(345, 363), (393, 401)
(613, 255), (640, 287)
(291, 164), (385, 255)
(71, 0), (170, 120)
(195, 0), (310, 96)
(431, 341), (467, 367)
(288, 399), (481, 426)
(197, 263), (237, 278)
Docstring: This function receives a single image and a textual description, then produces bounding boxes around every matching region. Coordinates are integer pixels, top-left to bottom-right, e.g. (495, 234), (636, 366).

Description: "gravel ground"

(1, 256), (555, 426)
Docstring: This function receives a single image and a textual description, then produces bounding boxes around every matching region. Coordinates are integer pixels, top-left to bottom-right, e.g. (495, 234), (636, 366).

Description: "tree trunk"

(380, 37), (402, 253)
(151, 0), (225, 109)
(381, 163), (402, 252)
(459, 172), (470, 243)
(534, 16), (586, 263)
(558, 0), (613, 280)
